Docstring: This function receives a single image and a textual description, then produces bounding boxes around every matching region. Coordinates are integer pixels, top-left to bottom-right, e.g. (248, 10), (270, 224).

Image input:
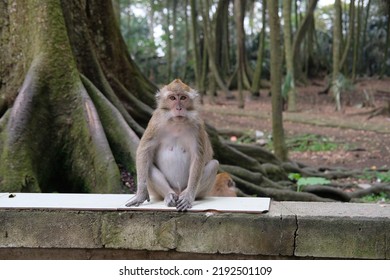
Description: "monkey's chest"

(155, 140), (192, 189)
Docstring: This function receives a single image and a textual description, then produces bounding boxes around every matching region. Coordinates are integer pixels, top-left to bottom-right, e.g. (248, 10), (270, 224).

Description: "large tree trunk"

(0, 0), (152, 193)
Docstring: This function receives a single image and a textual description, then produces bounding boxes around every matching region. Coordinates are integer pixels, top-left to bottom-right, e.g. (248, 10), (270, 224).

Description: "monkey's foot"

(176, 195), (193, 212)
(164, 193), (179, 207)
(125, 193), (150, 207)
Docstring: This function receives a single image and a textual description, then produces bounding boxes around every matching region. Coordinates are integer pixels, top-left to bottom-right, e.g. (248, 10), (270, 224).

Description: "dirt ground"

(201, 78), (390, 171)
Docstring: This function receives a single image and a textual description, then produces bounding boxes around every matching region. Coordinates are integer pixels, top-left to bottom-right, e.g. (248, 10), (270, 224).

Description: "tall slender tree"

(215, 0), (231, 83)
(190, 0), (202, 91)
(352, 0), (365, 80)
(234, 0), (247, 108)
(267, 0), (288, 161)
(250, 0), (267, 98)
(380, 1), (390, 77)
(340, 0), (355, 72)
(332, 0), (342, 111)
(200, 0), (231, 99)
(164, 0), (173, 81)
(282, 0), (297, 112)
(292, 0), (319, 81)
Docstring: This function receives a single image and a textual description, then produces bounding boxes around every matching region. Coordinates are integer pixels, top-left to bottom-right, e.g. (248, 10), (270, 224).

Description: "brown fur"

(126, 79), (219, 211)
(209, 172), (237, 197)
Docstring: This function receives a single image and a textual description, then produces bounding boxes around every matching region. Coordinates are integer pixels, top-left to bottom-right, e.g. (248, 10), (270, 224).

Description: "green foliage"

(377, 172), (390, 183)
(117, 0), (390, 87)
(234, 131), (256, 144)
(286, 134), (338, 152)
(360, 192), (390, 203)
(359, 171), (390, 183)
(288, 173), (331, 192)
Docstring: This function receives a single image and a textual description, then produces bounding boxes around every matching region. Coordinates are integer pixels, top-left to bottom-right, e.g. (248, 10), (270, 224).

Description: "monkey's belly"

(155, 145), (191, 192)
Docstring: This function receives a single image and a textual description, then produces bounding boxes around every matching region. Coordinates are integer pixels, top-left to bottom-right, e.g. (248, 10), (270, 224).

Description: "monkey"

(208, 172), (237, 197)
(125, 79), (219, 211)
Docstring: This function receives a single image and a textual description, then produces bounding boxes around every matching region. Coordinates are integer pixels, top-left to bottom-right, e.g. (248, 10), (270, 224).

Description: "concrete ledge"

(0, 201), (389, 259)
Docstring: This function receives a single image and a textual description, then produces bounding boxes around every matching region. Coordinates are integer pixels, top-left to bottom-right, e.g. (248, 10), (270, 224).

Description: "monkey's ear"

(156, 88), (168, 100)
(188, 88), (199, 100)
(155, 90), (161, 100)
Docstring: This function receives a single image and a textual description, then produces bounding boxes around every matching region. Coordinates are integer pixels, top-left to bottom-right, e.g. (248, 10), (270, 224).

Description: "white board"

(0, 193), (270, 213)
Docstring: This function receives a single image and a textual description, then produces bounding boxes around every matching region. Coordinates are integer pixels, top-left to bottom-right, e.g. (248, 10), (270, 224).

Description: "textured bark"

(250, 0), (267, 97)
(268, 0), (288, 161)
(339, 0), (355, 72)
(200, 0), (232, 99)
(215, 0), (231, 82)
(282, 0), (297, 112)
(0, 0), (153, 193)
(234, 0), (247, 108)
(292, 0), (318, 81)
(332, 0), (342, 111)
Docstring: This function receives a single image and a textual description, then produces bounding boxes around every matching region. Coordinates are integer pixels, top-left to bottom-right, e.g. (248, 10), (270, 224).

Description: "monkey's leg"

(149, 165), (179, 207)
(196, 159), (219, 198)
(177, 160), (219, 211)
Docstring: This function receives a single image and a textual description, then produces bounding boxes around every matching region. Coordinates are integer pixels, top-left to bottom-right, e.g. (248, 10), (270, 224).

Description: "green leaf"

(296, 177), (331, 192)
(288, 173), (301, 181)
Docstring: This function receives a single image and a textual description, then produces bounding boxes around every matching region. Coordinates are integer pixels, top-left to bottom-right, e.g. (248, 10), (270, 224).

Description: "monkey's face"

(167, 93), (191, 118)
(157, 79), (199, 121)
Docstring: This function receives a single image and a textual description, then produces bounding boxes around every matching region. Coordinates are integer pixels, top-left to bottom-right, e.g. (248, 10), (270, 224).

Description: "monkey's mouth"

(172, 114), (185, 119)
(170, 116), (186, 122)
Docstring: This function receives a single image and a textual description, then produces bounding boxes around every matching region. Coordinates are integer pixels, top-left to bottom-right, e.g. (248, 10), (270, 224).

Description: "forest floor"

(201, 78), (390, 173)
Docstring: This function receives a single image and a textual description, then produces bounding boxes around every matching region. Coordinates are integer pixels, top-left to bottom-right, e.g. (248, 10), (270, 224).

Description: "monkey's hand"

(164, 193), (179, 207)
(125, 191), (150, 207)
(176, 190), (195, 212)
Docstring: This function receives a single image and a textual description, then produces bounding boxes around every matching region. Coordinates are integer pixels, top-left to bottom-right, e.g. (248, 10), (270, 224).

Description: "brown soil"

(201, 78), (390, 171)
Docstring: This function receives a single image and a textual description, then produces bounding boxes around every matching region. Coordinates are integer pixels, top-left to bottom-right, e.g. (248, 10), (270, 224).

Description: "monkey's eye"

(169, 96), (176, 101)
(180, 96), (187, 101)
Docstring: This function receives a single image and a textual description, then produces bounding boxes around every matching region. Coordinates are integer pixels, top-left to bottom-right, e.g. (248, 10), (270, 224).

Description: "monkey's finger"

(125, 200), (141, 207)
(176, 199), (192, 212)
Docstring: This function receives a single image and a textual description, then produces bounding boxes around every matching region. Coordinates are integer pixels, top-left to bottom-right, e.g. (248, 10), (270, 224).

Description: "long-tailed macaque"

(125, 79), (219, 211)
(209, 172), (237, 197)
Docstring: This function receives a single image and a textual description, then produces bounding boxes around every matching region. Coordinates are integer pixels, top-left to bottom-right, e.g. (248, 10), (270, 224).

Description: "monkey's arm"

(125, 148), (151, 206)
(176, 156), (203, 211)
(125, 117), (158, 207)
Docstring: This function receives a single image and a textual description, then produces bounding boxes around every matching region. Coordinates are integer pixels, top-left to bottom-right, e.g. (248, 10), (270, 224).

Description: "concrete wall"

(0, 201), (389, 259)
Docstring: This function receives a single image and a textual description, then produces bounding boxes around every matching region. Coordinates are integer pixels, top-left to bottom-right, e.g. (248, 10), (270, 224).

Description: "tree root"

(349, 184), (390, 199)
(0, 56), (124, 193)
(303, 185), (351, 202)
(106, 73), (153, 128)
(232, 174), (333, 201)
(81, 74), (139, 170)
(207, 124), (264, 173)
(228, 142), (281, 165)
